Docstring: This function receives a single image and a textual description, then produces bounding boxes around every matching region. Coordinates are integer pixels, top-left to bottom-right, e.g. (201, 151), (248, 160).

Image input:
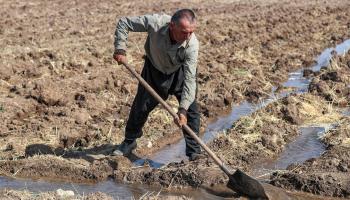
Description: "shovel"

(120, 61), (268, 199)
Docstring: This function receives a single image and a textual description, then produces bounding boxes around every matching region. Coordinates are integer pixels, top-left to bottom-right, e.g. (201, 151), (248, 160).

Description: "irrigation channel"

(1, 39), (350, 199)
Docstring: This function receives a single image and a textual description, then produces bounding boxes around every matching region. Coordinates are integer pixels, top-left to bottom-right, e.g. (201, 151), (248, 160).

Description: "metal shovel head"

(227, 169), (268, 199)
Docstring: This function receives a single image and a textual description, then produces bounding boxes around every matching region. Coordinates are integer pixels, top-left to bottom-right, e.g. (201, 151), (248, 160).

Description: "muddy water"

(251, 126), (329, 179)
(1, 40), (350, 199)
(258, 108), (347, 173)
(0, 177), (141, 199)
(0, 176), (222, 199)
(148, 39), (350, 166)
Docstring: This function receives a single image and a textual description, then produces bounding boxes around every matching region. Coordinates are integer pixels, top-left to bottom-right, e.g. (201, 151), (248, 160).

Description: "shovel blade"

(227, 169), (268, 199)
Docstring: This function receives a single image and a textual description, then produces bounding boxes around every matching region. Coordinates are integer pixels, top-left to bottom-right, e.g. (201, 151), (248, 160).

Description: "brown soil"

(209, 93), (340, 170)
(112, 93), (339, 199)
(0, 153), (133, 183)
(1, 0), (350, 161)
(270, 117), (350, 198)
(115, 159), (226, 188)
(0, 189), (193, 200)
(0, 189), (114, 200)
(308, 51), (350, 106)
(269, 51), (350, 198)
(0, 0), (350, 199)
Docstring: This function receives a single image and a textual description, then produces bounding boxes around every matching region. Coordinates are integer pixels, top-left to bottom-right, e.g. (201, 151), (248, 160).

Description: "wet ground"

(1, 0), (350, 199)
(1, 0), (350, 159)
(269, 48), (350, 199)
(271, 117), (350, 198)
(141, 39), (350, 168)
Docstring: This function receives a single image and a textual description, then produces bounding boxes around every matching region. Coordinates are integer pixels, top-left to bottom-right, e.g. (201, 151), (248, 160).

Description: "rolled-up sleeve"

(180, 42), (199, 110)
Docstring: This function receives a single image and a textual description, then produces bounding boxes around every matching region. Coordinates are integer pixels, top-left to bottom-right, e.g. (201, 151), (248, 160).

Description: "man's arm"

(175, 46), (198, 127)
(179, 41), (199, 112)
(114, 14), (169, 53)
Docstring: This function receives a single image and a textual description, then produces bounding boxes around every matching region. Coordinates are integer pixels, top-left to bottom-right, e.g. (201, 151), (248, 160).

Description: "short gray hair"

(171, 9), (196, 25)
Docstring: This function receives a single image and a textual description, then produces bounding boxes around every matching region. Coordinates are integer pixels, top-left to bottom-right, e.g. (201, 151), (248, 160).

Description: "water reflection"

(1, 39), (350, 199)
(148, 39), (350, 166)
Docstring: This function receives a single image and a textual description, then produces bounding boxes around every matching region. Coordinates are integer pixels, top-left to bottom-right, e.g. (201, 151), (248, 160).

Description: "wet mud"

(270, 117), (350, 198)
(308, 51), (350, 106)
(270, 52), (350, 198)
(1, 0), (350, 161)
(113, 94), (340, 194)
(1, 0), (350, 199)
(0, 189), (114, 200)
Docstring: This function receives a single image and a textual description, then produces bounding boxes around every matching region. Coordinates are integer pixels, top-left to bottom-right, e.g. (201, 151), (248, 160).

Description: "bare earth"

(270, 51), (350, 198)
(1, 0), (350, 199)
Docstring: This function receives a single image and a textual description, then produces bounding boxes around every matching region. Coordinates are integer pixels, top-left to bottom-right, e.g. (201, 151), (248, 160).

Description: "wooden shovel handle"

(121, 61), (232, 175)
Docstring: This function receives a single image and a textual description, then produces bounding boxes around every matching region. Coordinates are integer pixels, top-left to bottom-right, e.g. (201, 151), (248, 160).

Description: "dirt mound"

(309, 52), (350, 106)
(0, 156), (109, 182)
(0, 153), (133, 183)
(0, 1), (350, 199)
(209, 94), (340, 171)
(114, 159), (226, 188)
(26, 80), (70, 106)
(114, 93), (339, 191)
(0, 189), (114, 200)
(94, 93), (343, 200)
(270, 117), (350, 198)
(271, 171), (350, 197)
(269, 52), (350, 197)
(2, 0), (350, 163)
(266, 94), (340, 125)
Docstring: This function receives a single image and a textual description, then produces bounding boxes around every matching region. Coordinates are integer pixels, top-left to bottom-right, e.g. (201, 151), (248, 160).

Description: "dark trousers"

(125, 57), (201, 157)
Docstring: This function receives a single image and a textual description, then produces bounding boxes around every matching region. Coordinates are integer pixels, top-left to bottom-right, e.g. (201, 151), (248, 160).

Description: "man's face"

(170, 18), (196, 44)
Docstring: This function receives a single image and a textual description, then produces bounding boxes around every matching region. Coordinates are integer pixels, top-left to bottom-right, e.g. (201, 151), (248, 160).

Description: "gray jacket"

(114, 13), (199, 110)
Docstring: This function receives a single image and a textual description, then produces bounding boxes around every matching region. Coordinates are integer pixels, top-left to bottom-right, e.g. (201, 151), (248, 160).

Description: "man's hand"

(113, 49), (127, 65)
(175, 108), (187, 127)
(175, 113), (187, 127)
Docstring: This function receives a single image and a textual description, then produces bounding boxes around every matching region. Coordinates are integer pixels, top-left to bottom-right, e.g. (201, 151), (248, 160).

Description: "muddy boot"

(112, 139), (137, 156)
(188, 153), (206, 161)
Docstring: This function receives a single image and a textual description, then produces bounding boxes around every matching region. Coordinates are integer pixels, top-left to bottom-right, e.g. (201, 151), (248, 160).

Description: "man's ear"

(169, 21), (175, 29)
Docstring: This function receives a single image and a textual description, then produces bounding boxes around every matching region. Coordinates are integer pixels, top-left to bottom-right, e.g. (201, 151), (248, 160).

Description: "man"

(113, 9), (202, 161)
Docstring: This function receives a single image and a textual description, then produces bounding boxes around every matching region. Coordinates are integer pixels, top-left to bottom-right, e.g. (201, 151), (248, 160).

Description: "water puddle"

(1, 39), (350, 198)
(0, 177), (142, 199)
(252, 126), (330, 179)
(0, 177), (224, 199)
(273, 125), (332, 168)
(145, 39), (350, 167)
